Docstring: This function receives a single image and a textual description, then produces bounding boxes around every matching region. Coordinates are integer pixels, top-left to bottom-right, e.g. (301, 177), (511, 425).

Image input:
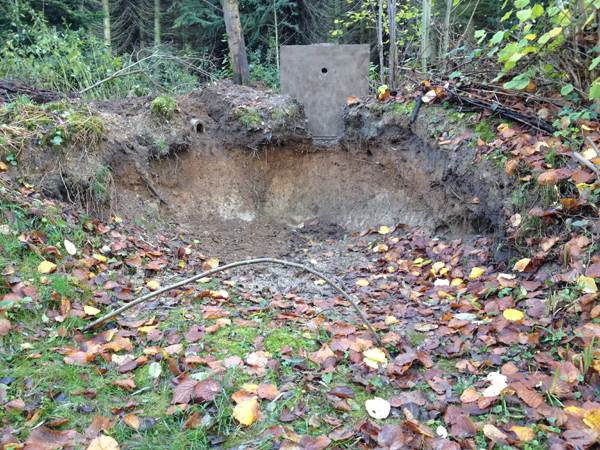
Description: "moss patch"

(475, 119), (497, 143)
(151, 96), (177, 121)
(233, 107), (261, 128)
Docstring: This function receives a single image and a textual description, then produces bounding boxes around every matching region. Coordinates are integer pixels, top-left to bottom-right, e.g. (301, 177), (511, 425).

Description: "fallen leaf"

(233, 398), (259, 426)
(356, 279), (369, 287)
(84, 305), (101, 316)
(513, 258), (531, 272)
(87, 435), (120, 450)
(578, 275), (598, 294)
(124, 414), (140, 430)
(64, 239), (77, 255)
(469, 267), (485, 279)
(38, 260), (57, 274)
(378, 226), (390, 234)
(365, 397), (390, 419)
(510, 426), (535, 442)
(503, 309), (524, 322)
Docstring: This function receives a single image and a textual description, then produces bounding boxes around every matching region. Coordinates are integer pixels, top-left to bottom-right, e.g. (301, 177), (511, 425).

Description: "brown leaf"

(171, 379), (198, 404)
(450, 415), (477, 438)
(459, 387), (480, 404)
(329, 386), (354, 399)
(328, 426), (354, 441)
(587, 263), (600, 279)
(123, 414), (140, 430)
(194, 378), (222, 403)
(302, 435), (331, 450)
(310, 344), (335, 365)
(0, 318), (11, 336)
(505, 158), (520, 175)
(377, 424), (406, 447)
(563, 429), (598, 449)
(482, 424), (508, 447)
(5, 398), (25, 411)
(511, 381), (544, 408)
(26, 426), (76, 450)
(257, 382), (280, 401)
(113, 378), (136, 392)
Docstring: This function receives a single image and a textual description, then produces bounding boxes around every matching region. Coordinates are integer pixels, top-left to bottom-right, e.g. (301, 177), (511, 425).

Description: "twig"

(573, 139), (600, 177)
(82, 258), (383, 346)
(410, 93), (423, 124)
(137, 170), (167, 204)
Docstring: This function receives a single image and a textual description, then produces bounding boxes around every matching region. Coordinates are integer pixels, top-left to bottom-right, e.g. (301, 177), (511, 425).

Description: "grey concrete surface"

(280, 44), (370, 138)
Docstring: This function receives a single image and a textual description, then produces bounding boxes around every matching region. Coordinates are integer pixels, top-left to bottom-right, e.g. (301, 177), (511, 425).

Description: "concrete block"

(280, 44), (370, 139)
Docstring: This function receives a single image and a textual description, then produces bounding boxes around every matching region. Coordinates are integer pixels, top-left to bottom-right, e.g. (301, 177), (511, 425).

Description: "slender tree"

(420, 0), (431, 70)
(102, 0), (111, 45)
(222, 0), (251, 86)
(387, 0), (397, 89)
(154, 0), (161, 45)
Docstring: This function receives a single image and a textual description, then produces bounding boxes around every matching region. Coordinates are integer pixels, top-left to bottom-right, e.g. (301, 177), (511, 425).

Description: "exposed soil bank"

(21, 82), (511, 259)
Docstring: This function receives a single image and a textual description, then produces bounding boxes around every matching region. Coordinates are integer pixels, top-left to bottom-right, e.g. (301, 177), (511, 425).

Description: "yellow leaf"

(498, 123), (510, 131)
(438, 291), (455, 299)
(147, 280), (160, 289)
(385, 316), (399, 325)
(373, 244), (388, 253)
(198, 277), (211, 283)
(378, 226), (390, 234)
(64, 239), (77, 256)
(513, 258), (531, 272)
(113, 216), (123, 223)
(363, 348), (387, 363)
(241, 384), (259, 394)
(414, 258), (424, 264)
(503, 309), (525, 322)
(582, 148), (598, 160)
(93, 254), (107, 262)
(524, 33), (536, 40)
(138, 326), (158, 333)
(87, 435), (120, 450)
(387, 266), (395, 273)
(510, 426), (535, 442)
(578, 275), (598, 294)
(431, 262), (445, 275)
(233, 398), (259, 426)
(469, 267), (485, 279)
(439, 267), (450, 277)
(584, 408), (600, 432)
(451, 278), (463, 286)
(84, 305), (101, 316)
(356, 279), (369, 287)
(38, 260), (57, 274)
(314, 279), (326, 286)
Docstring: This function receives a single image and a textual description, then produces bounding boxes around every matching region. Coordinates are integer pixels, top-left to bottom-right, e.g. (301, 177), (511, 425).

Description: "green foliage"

(151, 96), (177, 121)
(478, 0), (600, 103)
(233, 107), (261, 128)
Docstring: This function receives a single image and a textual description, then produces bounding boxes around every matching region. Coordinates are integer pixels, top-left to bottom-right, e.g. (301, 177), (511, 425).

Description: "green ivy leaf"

(590, 56), (600, 71)
(549, 27), (563, 38)
(538, 32), (552, 45)
(501, 10), (513, 21)
(561, 84), (574, 96)
(517, 9), (532, 21)
(514, 0), (529, 7)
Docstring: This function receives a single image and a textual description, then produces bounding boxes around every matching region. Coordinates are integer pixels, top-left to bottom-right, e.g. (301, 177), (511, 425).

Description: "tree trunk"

(443, 0), (451, 59)
(421, 0), (431, 70)
(222, 0), (251, 86)
(388, 0), (397, 89)
(378, 0), (384, 84)
(154, 0), (161, 46)
(102, 0), (111, 45)
(274, 0), (279, 72)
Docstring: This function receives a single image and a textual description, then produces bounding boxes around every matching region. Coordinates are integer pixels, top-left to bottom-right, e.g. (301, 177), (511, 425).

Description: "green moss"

(475, 119), (497, 143)
(387, 101), (416, 116)
(206, 325), (260, 357)
(233, 107), (261, 128)
(263, 328), (311, 354)
(151, 96), (177, 121)
(406, 330), (428, 345)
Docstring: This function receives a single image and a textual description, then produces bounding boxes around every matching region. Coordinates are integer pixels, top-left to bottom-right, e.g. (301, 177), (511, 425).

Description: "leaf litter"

(2, 88), (600, 449)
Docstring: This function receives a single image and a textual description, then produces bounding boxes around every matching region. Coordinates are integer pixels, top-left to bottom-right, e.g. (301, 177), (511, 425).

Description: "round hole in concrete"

(321, 68), (328, 74)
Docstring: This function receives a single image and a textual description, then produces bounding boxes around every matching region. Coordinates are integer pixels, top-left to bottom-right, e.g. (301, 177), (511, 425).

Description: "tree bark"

(222, 0), (251, 86)
(154, 0), (161, 46)
(443, 0), (451, 59)
(387, 0), (397, 89)
(377, 0), (384, 84)
(421, 0), (431, 70)
(102, 0), (111, 45)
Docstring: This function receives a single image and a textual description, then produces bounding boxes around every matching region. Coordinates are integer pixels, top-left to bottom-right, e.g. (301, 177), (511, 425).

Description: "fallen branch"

(572, 137), (600, 177)
(82, 258), (383, 346)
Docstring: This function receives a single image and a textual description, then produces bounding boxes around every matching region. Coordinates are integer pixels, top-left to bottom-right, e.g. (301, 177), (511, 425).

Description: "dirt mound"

(13, 82), (509, 261)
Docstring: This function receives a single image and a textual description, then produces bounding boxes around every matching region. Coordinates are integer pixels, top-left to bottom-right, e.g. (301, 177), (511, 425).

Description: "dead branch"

(82, 258), (383, 346)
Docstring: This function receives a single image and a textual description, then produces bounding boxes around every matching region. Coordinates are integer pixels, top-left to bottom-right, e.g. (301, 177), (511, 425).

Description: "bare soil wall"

(17, 82), (511, 259)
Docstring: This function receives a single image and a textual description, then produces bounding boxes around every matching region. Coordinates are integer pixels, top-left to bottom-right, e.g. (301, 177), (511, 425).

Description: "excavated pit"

(28, 83), (510, 260)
